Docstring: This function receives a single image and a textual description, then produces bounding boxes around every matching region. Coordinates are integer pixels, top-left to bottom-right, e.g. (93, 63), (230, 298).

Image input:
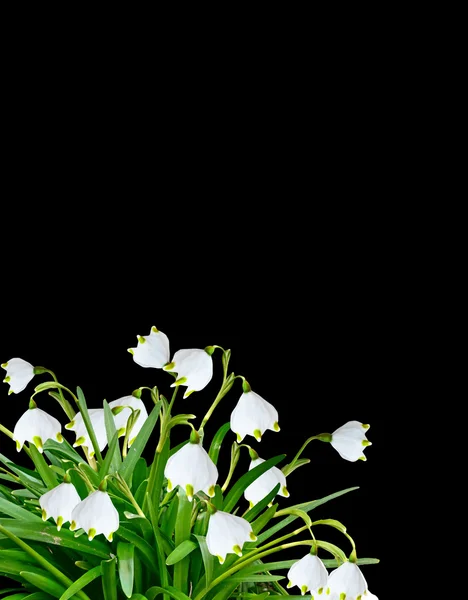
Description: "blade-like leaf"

(19, 572), (68, 599)
(165, 540), (197, 565)
(116, 527), (158, 570)
(101, 557), (117, 600)
(76, 387), (103, 463)
(173, 491), (192, 595)
(243, 484), (280, 523)
(0, 498), (43, 522)
(224, 575), (284, 583)
(28, 444), (58, 491)
(119, 402), (162, 484)
(145, 587), (191, 600)
(117, 542), (135, 598)
(43, 439), (83, 464)
(208, 423), (230, 465)
(250, 503), (278, 535)
(194, 535), (214, 588)
(223, 455), (286, 513)
(99, 432), (119, 481)
(103, 400), (122, 473)
(59, 565), (102, 600)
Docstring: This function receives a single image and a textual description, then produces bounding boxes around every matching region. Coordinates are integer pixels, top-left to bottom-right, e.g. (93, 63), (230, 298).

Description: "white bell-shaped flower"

(109, 395), (148, 446)
(128, 326), (170, 369)
(65, 409), (107, 457)
(13, 407), (63, 453)
(2, 358), (35, 394)
(244, 456), (289, 507)
(364, 592), (378, 600)
(230, 390), (279, 442)
(39, 481), (81, 530)
(164, 348), (213, 398)
(330, 421), (372, 462)
(287, 553), (329, 596)
(327, 561), (368, 600)
(206, 509), (257, 564)
(164, 436), (218, 501)
(70, 489), (119, 541)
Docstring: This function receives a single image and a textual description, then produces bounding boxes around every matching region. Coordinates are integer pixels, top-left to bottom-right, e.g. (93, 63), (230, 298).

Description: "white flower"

(327, 561), (368, 600)
(2, 358), (35, 394)
(330, 421), (372, 462)
(164, 439), (218, 501)
(109, 395), (148, 446)
(206, 509), (257, 564)
(39, 482), (81, 530)
(230, 391), (279, 442)
(13, 408), (63, 453)
(66, 409), (107, 457)
(164, 348), (213, 398)
(244, 456), (289, 507)
(70, 490), (119, 541)
(364, 592), (379, 600)
(287, 553), (328, 596)
(128, 326), (170, 369)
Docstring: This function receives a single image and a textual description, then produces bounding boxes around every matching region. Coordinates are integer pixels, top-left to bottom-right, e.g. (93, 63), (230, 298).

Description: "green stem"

(156, 388), (179, 454)
(0, 423), (13, 439)
(115, 474), (145, 518)
(282, 436), (322, 476)
(200, 374), (235, 430)
(34, 368), (77, 420)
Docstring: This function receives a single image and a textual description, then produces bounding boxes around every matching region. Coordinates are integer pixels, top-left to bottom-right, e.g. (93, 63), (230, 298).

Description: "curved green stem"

(282, 435), (333, 476)
(35, 367), (76, 420)
(0, 423), (13, 439)
(200, 373), (236, 430)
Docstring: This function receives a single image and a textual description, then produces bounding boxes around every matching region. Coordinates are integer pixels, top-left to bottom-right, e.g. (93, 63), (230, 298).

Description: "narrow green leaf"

(208, 423), (230, 465)
(43, 439), (83, 464)
(243, 484), (280, 523)
(146, 493), (169, 600)
(145, 587), (191, 600)
(117, 542), (135, 598)
(281, 457), (310, 476)
(101, 557), (117, 600)
(224, 575), (284, 583)
(23, 593), (57, 600)
(119, 402), (162, 483)
(0, 559), (42, 575)
(160, 494), (178, 539)
(76, 386), (103, 463)
(274, 508), (311, 527)
(212, 485), (223, 510)
(19, 572), (68, 599)
(28, 444), (58, 490)
(2, 595), (29, 600)
(116, 526), (158, 570)
(99, 432), (119, 481)
(59, 565), (102, 600)
(316, 540), (347, 562)
(132, 458), (147, 494)
(0, 498), (43, 522)
(311, 518), (347, 532)
(103, 400), (122, 473)
(194, 535), (213, 587)
(129, 596), (148, 600)
(165, 539), (197, 565)
(173, 491), (192, 596)
(223, 455), (286, 513)
(250, 503), (278, 535)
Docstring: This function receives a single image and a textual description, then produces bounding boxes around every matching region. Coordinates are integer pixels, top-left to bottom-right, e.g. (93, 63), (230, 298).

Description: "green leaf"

(223, 455), (286, 513)
(101, 557), (117, 600)
(316, 540), (347, 562)
(19, 572), (68, 599)
(243, 484), (280, 523)
(254, 486), (359, 545)
(103, 400), (122, 473)
(132, 458), (147, 494)
(281, 457), (310, 476)
(43, 439), (83, 464)
(194, 535), (214, 588)
(160, 494), (178, 539)
(116, 526), (158, 571)
(28, 444), (58, 491)
(165, 539), (197, 565)
(129, 596), (148, 600)
(250, 503), (277, 535)
(119, 402), (162, 484)
(311, 518), (347, 532)
(99, 432), (119, 481)
(274, 508), (311, 527)
(0, 498), (43, 522)
(173, 491), (192, 595)
(145, 587), (191, 600)
(58, 565), (102, 600)
(117, 542), (135, 598)
(212, 485), (223, 510)
(24, 594), (59, 600)
(76, 386), (103, 463)
(224, 575), (284, 583)
(208, 423), (230, 465)
(2, 595), (29, 600)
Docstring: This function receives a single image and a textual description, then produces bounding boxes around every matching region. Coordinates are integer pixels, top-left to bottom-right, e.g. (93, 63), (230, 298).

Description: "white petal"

(129, 328), (170, 368)
(2, 358), (35, 394)
(109, 396), (148, 444)
(331, 421), (370, 462)
(39, 482), (81, 525)
(164, 442), (218, 498)
(244, 458), (288, 505)
(67, 409), (108, 455)
(327, 562), (367, 598)
(287, 553), (328, 593)
(206, 510), (254, 562)
(364, 592), (379, 600)
(71, 490), (119, 540)
(230, 391), (279, 441)
(13, 408), (62, 451)
(169, 349), (213, 394)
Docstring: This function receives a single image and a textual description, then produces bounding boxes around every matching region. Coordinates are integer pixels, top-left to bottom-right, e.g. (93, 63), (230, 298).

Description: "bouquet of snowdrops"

(0, 326), (379, 600)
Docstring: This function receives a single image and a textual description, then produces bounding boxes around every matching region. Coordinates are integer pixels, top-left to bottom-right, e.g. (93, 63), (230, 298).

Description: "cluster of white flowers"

(1, 325), (374, 584)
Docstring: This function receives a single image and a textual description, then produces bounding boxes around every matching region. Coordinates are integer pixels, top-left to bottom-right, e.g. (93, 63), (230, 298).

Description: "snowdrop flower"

(327, 561), (368, 600)
(330, 421), (372, 462)
(66, 409), (107, 457)
(2, 358), (35, 394)
(364, 592), (379, 600)
(206, 508), (257, 564)
(70, 489), (119, 541)
(287, 552), (328, 596)
(164, 348), (213, 398)
(244, 454), (289, 507)
(128, 326), (170, 368)
(39, 481), (81, 530)
(230, 388), (279, 442)
(109, 395), (148, 446)
(164, 431), (218, 501)
(13, 407), (63, 453)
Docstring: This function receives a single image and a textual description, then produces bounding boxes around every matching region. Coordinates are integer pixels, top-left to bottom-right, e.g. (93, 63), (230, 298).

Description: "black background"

(0, 244), (384, 596)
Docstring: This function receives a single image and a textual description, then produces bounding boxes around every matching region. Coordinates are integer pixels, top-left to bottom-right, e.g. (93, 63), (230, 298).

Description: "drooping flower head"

(244, 454), (289, 507)
(330, 421), (371, 462)
(109, 395), (148, 447)
(164, 431), (218, 501)
(70, 489), (119, 541)
(2, 358), (35, 394)
(230, 387), (279, 442)
(287, 552), (329, 596)
(39, 481), (81, 530)
(66, 409), (107, 457)
(206, 508), (257, 564)
(128, 326), (170, 368)
(164, 348), (213, 398)
(13, 407), (63, 453)
(327, 561), (368, 600)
